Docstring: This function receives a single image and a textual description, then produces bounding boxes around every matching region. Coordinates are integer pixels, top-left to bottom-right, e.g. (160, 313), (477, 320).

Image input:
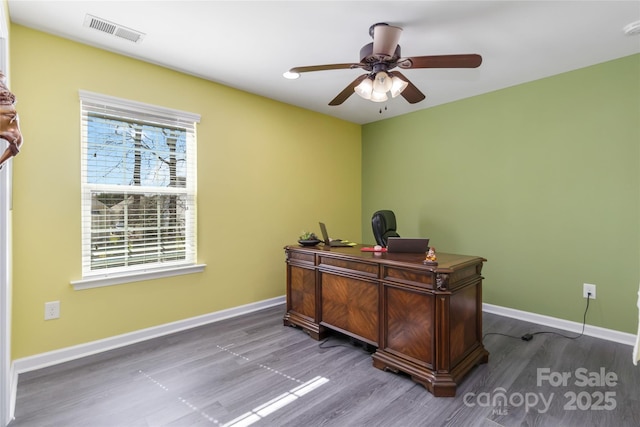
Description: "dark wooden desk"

(283, 244), (489, 397)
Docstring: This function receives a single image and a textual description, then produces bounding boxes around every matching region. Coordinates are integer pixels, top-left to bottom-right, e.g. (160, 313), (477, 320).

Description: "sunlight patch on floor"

(223, 376), (330, 427)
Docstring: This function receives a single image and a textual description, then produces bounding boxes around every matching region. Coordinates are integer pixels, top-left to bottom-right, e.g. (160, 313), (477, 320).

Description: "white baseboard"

(8, 365), (15, 423)
(13, 296), (286, 375)
(12, 298), (635, 375)
(483, 303), (636, 346)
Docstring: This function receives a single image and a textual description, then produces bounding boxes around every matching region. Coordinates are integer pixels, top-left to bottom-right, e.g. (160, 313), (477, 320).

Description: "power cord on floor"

(318, 336), (352, 349)
(483, 291), (591, 342)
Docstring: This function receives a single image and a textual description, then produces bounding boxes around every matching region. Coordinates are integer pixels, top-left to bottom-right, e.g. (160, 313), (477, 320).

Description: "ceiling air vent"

(83, 14), (145, 43)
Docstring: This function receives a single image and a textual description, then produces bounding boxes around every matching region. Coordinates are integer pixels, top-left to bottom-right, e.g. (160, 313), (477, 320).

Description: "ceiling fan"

(284, 23), (482, 106)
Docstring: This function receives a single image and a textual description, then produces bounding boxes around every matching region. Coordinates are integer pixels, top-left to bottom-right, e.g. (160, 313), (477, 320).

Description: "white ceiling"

(7, 1), (640, 124)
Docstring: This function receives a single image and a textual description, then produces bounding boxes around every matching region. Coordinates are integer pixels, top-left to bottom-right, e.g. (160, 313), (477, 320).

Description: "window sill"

(70, 264), (206, 290)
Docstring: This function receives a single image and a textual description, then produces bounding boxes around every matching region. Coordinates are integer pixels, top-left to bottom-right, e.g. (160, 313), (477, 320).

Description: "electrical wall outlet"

(583, 283), (596, 299)
(44, 301), (60, 320)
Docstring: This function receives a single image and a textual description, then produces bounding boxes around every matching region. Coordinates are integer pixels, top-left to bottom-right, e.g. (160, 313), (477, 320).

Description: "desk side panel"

(449, 281), (482, 366)
(383, 285), (435, 368)
(288, 264), (317, 320)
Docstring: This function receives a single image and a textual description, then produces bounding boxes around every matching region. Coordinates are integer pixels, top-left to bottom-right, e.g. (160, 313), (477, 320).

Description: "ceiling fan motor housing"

(360, 43), (402, 69)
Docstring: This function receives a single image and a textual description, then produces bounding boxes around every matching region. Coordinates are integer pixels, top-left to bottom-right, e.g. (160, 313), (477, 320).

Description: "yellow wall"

(10, 25), (361, 359)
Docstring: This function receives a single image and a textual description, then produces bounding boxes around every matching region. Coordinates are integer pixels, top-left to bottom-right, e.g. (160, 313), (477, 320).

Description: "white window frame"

(72, 91), (204, 290)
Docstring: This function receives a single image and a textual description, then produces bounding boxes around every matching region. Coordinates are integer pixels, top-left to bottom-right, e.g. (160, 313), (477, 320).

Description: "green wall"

(10, 25), (361, 359)
(362, 54), (640, 334)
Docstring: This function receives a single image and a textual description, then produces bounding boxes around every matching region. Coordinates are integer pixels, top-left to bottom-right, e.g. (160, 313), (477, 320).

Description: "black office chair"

(371, 210), (400, 247)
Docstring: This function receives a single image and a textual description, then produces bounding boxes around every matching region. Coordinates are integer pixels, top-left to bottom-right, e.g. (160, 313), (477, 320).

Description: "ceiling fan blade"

(398, 54), (482, 69)
(329, 74), (368, 106)
(289, 63), (363, 74)
(372, 23), (402, 58)
(391, 71), (426, 104)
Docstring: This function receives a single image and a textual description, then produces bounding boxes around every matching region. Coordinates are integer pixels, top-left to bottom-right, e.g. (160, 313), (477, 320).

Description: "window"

(76, 91), (202, 289)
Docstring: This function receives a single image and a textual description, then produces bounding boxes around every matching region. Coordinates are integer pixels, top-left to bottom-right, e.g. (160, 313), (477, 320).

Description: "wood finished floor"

(10, 305), (640, 427)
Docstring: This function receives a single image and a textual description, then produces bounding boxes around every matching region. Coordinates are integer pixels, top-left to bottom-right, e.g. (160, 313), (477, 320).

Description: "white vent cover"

(83, 14), (145, 43)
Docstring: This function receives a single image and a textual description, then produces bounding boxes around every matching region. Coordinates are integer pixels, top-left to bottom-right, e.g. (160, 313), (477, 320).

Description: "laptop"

(386, 237), (430, 253)
(319, 222), (355, 247)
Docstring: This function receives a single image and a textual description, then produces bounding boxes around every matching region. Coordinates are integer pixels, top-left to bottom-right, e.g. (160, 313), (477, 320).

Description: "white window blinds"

(79, 91), (200, 278)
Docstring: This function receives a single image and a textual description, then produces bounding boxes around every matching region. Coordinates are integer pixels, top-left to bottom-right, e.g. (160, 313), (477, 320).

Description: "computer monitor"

(386, 237), (430, 253)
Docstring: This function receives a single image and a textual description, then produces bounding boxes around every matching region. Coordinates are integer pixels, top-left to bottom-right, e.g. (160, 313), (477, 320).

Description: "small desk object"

(283, 244), (489, 397)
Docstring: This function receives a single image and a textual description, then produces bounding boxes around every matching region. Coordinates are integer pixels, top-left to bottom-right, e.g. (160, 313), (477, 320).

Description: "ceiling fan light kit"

(390, 76), (409, 98)
(370, 89), (388, 103)
(354, 76), (374, 100)
(285, 22), (482, 106)
(354, 71), (408, 102)
(373, 71), (393, 93)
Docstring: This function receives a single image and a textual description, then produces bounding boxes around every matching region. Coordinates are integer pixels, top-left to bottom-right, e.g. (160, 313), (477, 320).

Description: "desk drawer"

(318, 255), (378, 278)
(286, 249), (315, 266)
(382, 265), (435, 289)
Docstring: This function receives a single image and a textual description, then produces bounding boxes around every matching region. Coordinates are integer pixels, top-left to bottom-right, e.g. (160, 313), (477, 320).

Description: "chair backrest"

(371, 210), (400, 246)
